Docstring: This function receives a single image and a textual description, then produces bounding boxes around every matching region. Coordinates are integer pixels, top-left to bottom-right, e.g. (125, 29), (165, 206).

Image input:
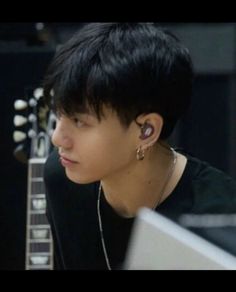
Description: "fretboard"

(25, 158), (53, 270)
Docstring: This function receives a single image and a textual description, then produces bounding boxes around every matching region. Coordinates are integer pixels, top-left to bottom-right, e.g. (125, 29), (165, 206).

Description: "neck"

(100, 142), (185, 218)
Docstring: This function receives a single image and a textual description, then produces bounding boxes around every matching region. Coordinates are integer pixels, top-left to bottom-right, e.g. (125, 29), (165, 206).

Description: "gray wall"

(163, 23), (236, 179)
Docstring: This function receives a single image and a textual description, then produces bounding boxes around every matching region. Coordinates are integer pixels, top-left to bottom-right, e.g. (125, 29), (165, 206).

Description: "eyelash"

(73, 117), (85, 127)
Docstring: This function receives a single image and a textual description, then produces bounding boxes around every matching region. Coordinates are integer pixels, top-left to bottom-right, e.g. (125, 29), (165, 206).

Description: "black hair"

(43, 22), (193, 139)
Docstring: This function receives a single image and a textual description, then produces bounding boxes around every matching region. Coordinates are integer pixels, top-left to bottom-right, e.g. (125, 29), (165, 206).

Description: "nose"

(51, 117), (73, 150)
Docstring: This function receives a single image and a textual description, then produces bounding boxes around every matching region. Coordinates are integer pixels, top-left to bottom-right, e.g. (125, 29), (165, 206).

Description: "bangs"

(43, 48), (107, 121)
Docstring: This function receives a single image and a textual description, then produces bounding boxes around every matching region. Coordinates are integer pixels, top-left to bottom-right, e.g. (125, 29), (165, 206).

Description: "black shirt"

(44, 149), (236, 270)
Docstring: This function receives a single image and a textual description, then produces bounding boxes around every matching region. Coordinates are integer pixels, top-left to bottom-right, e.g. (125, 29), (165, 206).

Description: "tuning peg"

(13, 144), (28, 164)
(33, 87), (43, 100)
(14, 99), (28, 110)
(28, 114), (37, 123)
(29, 98), (37, 107)
(28, 129), (36, 138)
(13, 131), (27, 142)
(13, 115), (27, 127)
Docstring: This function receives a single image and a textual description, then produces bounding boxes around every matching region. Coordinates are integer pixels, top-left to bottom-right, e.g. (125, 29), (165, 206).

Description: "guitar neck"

(25, 158), (53, 270)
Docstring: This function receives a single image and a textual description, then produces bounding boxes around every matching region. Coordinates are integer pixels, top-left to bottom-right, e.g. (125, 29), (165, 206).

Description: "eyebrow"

(53, 107), (94, 119)
(74, 105), (100, 120)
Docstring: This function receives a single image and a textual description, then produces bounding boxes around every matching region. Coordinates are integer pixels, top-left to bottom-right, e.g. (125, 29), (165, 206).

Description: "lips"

(59, 155), (78, 166)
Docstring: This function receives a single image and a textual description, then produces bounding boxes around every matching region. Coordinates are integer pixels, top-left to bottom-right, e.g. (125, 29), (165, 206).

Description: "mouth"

(59, 155), (78, 167)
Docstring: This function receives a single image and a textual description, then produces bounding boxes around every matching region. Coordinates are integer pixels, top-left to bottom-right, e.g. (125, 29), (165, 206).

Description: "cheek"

(69, 133), (134, 182)
(79, 136), (126, 167)
(85, 134), (135, 173)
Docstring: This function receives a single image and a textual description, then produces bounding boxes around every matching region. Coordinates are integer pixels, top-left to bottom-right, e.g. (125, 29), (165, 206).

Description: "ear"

(135, 113), (163, 149)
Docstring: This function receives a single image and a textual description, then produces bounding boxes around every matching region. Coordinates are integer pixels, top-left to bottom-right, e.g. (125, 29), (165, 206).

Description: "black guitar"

(13, 87), (56, 270)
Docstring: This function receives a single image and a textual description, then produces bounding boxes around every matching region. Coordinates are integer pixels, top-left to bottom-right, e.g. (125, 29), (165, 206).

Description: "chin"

(65, 169), (98, 184)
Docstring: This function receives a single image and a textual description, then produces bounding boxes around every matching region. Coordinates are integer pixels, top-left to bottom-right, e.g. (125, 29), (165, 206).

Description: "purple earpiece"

(139, 123), (154, 139)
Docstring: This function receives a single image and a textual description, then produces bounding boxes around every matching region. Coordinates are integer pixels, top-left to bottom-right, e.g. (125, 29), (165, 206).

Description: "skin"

(52, 105), (187, 218)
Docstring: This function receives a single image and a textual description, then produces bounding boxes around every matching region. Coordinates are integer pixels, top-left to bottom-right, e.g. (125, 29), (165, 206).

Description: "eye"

(73, 117), (85, 127)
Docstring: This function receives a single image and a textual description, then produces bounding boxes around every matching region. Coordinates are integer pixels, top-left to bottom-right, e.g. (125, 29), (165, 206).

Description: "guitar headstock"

(13, 87), (56, 162)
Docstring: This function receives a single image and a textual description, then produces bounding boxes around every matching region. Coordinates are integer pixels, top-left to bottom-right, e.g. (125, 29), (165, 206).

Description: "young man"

(43, 23), (236, 270)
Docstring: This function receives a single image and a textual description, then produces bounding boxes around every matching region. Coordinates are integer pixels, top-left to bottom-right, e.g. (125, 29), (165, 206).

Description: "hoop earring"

(136, 147), (145, 161)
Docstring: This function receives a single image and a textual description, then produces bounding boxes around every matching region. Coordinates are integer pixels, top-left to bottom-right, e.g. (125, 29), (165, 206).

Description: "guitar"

(13, 87), (56, 270)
